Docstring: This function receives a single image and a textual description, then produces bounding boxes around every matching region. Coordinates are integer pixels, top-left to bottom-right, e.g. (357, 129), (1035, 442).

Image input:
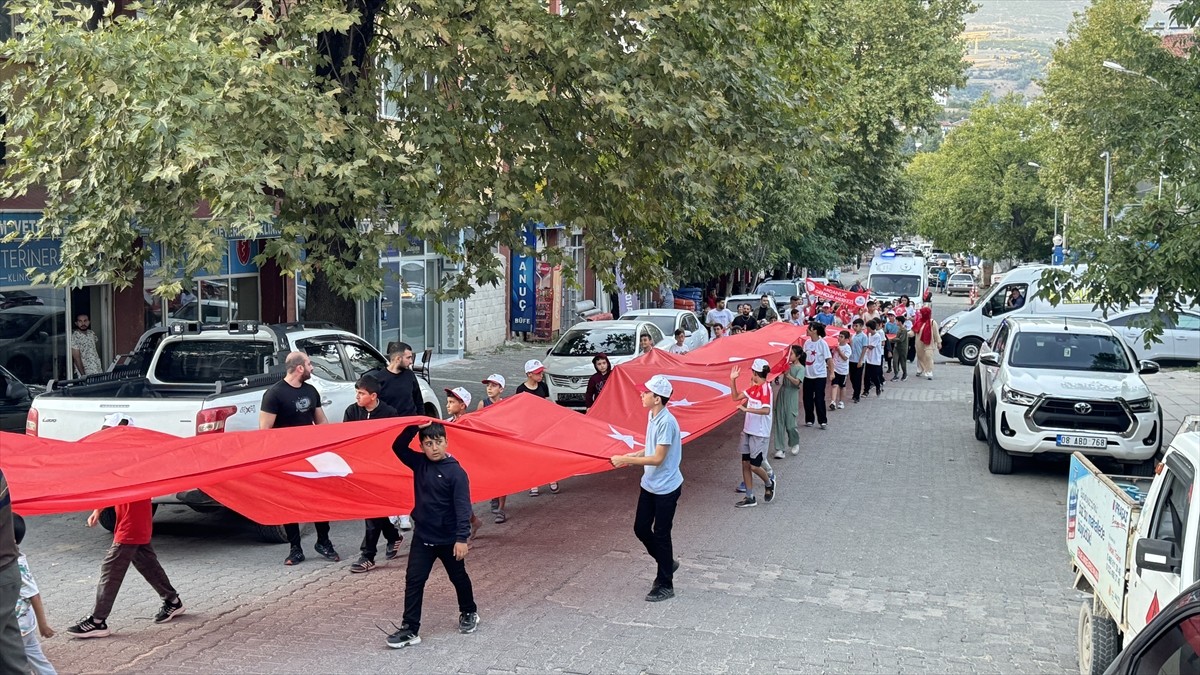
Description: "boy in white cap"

(67, 414), (184, 638)
(443, 388), (482, 540)
(610, 374), (683, 602)
(729, 359), (777, 508)
(476, 374), (505, 411)
(477, 375), (510, 521)
(515, 360), (556, 495)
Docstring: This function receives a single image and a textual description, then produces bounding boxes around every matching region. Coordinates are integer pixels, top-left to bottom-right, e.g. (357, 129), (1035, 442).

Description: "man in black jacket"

(385, 422), (478, 649)
(343, 375), (402, 573)
(374, 343), (424, 417)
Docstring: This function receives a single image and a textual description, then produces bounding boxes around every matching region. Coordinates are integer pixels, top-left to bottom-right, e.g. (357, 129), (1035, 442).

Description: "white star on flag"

(669, 398), (695, 407)
(606, 425), (640, 449)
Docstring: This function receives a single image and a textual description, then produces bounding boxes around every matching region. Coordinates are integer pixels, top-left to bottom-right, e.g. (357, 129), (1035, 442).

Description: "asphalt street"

(13, 289), (1199, 674)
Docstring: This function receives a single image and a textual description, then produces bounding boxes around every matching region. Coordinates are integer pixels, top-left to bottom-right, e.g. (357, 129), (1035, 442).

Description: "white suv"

(972, 317), (1163, 475)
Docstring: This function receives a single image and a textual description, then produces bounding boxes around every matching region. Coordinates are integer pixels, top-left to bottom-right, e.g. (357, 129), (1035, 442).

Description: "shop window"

(0, 287), (69, 384)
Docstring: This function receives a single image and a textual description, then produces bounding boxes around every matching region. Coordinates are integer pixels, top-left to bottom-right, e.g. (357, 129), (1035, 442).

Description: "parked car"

(0, 305), (68, 384)
(542, 320), (671, 408)
(972, 317), (1162, 475)
(1101, 579), (1200, 675)
(1106, 308), (1200, 364)
(619, 309), (709, 352)
(945, 273), (976, 297)
(0, 364), (38, 434)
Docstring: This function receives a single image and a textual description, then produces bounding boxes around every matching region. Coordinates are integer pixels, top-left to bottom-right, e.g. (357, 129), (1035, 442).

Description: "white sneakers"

(789, 445), (799, 455)
(773, 449), (785, 459)
(837, 401), (845, 409)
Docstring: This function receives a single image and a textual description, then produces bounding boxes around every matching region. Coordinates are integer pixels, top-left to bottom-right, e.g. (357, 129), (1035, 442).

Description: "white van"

(866, 250), (926, 304)
(938, 264), (1150, 365)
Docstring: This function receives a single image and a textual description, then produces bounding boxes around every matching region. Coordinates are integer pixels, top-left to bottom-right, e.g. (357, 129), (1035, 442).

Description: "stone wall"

(464, 252), (509, 354)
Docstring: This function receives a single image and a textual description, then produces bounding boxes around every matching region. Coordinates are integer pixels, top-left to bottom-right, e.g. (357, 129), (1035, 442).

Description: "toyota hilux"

(972, 316), (1163, 475)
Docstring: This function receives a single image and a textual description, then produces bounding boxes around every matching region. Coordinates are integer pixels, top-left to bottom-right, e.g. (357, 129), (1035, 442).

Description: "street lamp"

(1102, 60), (1165, 88)
(1101, 151), (1111, 232)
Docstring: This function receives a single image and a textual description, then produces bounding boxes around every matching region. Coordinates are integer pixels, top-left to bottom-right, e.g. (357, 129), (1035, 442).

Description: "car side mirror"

(5, 381), (28, 401)
(1135, 537), (1181, 575)
(1139, 360), (1160, 375)
(978, 353), (1000, 368)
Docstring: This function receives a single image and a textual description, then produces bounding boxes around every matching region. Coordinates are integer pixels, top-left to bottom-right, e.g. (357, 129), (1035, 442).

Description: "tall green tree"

(908, 95), (1053, 260)
(1037, 0), (1199, 332)
(1, 0), (827, 326)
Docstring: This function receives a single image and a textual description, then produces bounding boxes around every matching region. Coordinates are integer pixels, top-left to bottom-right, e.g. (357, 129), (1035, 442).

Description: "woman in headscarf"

(583, 353), (612, 409)
(914, 306), (942, 380)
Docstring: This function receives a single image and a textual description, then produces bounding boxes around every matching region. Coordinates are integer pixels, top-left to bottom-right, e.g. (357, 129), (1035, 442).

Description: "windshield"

(1008, 332), (1132, 372)
(0, 312), (42, 339)
(154, 340), (277, 383)
(620, 315), (675, 335)
(551, 328), (636, 357)
(755, 282), (796, 298)
(868, 274), (921, 296)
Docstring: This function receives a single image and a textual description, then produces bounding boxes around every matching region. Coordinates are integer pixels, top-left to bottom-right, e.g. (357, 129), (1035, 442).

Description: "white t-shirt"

(864, 332), (884, 365)
(668, 343), (689, 355)
(706, 308), (733, 328)
(833, 344), (851, 375)
(741, 382), (773, 437)
(803, 339), (832, 379)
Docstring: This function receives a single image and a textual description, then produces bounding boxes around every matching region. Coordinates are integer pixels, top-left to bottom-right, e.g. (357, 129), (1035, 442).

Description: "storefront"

(358, 233), (464, 365)
(142, 237), (264, 330)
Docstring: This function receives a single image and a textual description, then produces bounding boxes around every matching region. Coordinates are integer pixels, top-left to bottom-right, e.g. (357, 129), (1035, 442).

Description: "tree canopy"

(1, 0), (973, 323)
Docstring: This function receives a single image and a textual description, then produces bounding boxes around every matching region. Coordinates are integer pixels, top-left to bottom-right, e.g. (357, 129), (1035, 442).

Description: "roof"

(563, 320), (651, 331)
(1006, 316), (1118, 335)
(1163, 32), (1195, 58)
(620, 308), (693, 317)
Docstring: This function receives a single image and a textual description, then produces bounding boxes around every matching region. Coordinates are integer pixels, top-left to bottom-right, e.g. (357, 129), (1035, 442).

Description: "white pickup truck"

(1068, 416), (1200, 675)
(26, 321), (440, 540)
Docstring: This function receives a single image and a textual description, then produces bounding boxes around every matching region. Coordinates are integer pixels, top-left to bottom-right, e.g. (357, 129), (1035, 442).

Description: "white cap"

(751, 358), (770, 373)
(482, 374), (506, 388)
(445, 387), (472, 407)
(642, 375), (673, 398)
(102, 413), (135, 428)
(524, 359), (545, 374)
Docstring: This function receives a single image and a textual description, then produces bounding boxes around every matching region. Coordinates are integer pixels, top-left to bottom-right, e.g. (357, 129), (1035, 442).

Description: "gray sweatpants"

(0, 561), (28, 674)
(93, 543), (178, 620)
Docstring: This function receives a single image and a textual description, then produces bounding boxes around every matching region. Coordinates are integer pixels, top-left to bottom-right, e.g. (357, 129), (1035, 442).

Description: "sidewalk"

(1145, 368), (1200, 445)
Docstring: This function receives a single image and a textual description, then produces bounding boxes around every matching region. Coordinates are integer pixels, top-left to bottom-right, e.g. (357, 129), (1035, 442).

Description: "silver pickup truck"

(27, 321), (440, 541)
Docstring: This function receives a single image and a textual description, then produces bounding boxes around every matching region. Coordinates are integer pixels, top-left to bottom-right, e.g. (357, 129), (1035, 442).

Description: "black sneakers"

(154, 597), (185, 624)
(385, 538), (402, 560)
(314, 541), (340, 562)
(459, 612), (480, 634)
(764, 479), (777, 503)
(735, 496), (757, 508)
(284, 548), (305, 566)
(349, 557), (376, 573)
(66, 615), (110, 639)
(386, 625), (421, 649)
(646, 586), (675, 602)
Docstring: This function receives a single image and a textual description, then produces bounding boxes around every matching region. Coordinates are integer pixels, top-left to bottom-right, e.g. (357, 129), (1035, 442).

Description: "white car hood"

(1006, 369), (1151, 400)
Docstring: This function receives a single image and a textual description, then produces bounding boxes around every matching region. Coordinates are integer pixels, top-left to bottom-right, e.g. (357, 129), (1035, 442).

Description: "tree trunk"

(301, 0), (387, 327)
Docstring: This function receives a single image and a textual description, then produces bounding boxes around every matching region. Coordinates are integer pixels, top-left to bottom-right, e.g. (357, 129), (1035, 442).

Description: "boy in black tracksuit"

(385, 422), (478, 649)
(344, 375), (402, 573)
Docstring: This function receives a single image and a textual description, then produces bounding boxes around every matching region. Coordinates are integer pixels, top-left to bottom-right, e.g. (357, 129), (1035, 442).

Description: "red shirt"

(113, 499), (154, 545)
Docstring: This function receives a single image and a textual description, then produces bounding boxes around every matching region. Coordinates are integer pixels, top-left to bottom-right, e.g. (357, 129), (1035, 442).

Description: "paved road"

(16, 291), (1198, 673)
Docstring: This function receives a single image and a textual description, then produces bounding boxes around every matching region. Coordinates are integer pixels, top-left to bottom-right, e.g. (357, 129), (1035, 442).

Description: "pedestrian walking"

(730, 359), (777, 508)
(12, 515), (56, 675)
(443, 387), (483, 542)
(385, 422), (479, 649)
(830, 330), (851, 410)
(372, 343), (425, 533)
(515, 360), (557, 495)
(892, 312), (910, 381)
(70, 313), (103, 378)
(478, 375), (511, 522)
(259, 351), (339, 566)
(801, 323), (833, 429)
(610, 375), (684, 602)
(1, 470), (30, 673)
(914, 306), (942, 380)
(705, 299), (733, 335)
(772, 345), (803, 458)
(343, 375), (403, 574)
(863, 320), (885, 396)
(848, 318), (867, 404)
(668, 329), (689, 355)
(67, 415), (184, 639)
(583, 356), (610, 409)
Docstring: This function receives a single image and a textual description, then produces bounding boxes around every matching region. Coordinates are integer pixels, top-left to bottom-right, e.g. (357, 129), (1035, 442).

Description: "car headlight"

(1126, 396), (1154, 413)
(1001, 385), (1037, 406)
(940, 318), (957, 333)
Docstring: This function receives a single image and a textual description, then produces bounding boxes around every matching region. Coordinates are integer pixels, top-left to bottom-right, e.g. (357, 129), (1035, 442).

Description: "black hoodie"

(391, 425), (472, 545)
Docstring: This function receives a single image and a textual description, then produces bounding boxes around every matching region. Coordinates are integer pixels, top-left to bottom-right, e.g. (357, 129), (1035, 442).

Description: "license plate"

(558, 393), (585, 403)
(1056, 434), (1107, 449)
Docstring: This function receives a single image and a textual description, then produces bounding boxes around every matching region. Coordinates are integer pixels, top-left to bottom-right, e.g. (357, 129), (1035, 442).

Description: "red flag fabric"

(805, 277), (870, 311)
(587, 322), (805, 442)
